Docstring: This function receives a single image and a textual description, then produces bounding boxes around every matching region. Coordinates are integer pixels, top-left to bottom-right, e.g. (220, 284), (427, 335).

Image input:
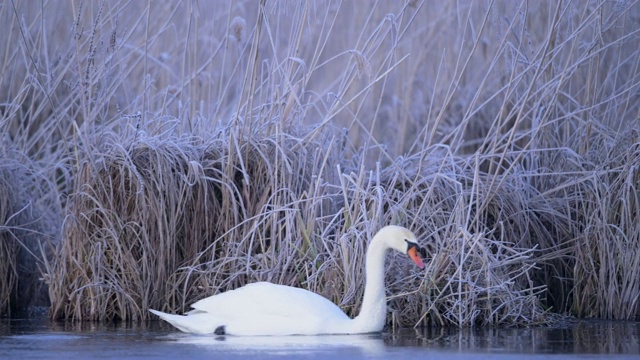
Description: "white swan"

(149, 225), (427, 336)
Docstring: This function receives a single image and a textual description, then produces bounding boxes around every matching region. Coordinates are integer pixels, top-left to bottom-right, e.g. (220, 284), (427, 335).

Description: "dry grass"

(0, 153), (57, 316)
(1, 0), (640, 325)
(0, 166), (20, 315)
(48, 129), (338, 320)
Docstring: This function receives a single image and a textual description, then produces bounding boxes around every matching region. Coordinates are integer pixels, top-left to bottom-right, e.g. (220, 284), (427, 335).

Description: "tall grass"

(0, 153), (57, 316)
(1, 0), (640, 325)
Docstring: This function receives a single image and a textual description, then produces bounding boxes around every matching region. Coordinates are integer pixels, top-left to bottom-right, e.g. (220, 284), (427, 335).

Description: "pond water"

(1, 318), (638, 359)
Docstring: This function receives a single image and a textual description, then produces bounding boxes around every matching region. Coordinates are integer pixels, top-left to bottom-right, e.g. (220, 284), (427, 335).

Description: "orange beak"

(407, 246), (425, 269)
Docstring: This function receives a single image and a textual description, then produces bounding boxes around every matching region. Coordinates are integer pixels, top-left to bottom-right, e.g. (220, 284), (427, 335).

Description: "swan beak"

(407, 243), (426, 269)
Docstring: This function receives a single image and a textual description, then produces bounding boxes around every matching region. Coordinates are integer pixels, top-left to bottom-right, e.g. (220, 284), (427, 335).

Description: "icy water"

(1, 319), (639, 359)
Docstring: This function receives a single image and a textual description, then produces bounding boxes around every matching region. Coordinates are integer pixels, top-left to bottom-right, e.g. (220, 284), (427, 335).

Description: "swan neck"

(352, 233), (389, 332)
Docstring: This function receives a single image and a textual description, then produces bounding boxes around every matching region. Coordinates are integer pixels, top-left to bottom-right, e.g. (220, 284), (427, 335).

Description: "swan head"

(377, 225), (428, 269)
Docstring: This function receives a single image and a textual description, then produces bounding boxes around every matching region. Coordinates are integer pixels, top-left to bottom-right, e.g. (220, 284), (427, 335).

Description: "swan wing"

(188, 282), (350, 335)
(191, 282), (349, 319)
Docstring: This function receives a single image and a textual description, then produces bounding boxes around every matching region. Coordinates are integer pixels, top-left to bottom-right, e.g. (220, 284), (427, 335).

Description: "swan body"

(150, 225), (426, 336)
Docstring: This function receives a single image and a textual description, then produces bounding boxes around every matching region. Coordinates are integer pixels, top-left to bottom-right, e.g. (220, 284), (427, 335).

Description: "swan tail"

(149, 309), (222, 335)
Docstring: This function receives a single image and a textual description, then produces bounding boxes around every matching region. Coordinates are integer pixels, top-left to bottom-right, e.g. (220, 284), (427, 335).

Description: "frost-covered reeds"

(1, 1), (639, 324)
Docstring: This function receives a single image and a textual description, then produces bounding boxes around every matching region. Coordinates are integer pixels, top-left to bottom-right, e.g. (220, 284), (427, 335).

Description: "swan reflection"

(168, 332), (385, 355)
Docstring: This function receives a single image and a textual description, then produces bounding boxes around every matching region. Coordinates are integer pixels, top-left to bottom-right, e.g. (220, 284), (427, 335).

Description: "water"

(1, 319), (638, 359)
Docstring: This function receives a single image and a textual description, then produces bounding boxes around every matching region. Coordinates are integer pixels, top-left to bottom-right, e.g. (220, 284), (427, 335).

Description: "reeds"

(2, 0), (640, 324)
(0, 154), (57, 316)
(48, 129), (340, 320)
(0, 165), (20, 315)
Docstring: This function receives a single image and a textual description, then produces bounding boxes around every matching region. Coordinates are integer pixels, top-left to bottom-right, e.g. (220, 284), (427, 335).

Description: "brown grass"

(1, 0), (640, 325)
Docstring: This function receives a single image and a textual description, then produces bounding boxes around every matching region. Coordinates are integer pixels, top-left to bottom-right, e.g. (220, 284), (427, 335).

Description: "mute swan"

(149, 225), (427, 336)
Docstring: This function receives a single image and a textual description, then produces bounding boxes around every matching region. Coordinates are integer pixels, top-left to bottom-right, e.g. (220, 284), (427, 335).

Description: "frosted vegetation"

(1, 1), (639, 326)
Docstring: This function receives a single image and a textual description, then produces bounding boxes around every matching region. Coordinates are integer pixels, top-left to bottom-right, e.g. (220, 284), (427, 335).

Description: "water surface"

(1, 319), (638, 359)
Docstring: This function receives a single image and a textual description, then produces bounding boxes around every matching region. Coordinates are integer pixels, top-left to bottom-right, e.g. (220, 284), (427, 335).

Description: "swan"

(149, 225), (427, 336)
